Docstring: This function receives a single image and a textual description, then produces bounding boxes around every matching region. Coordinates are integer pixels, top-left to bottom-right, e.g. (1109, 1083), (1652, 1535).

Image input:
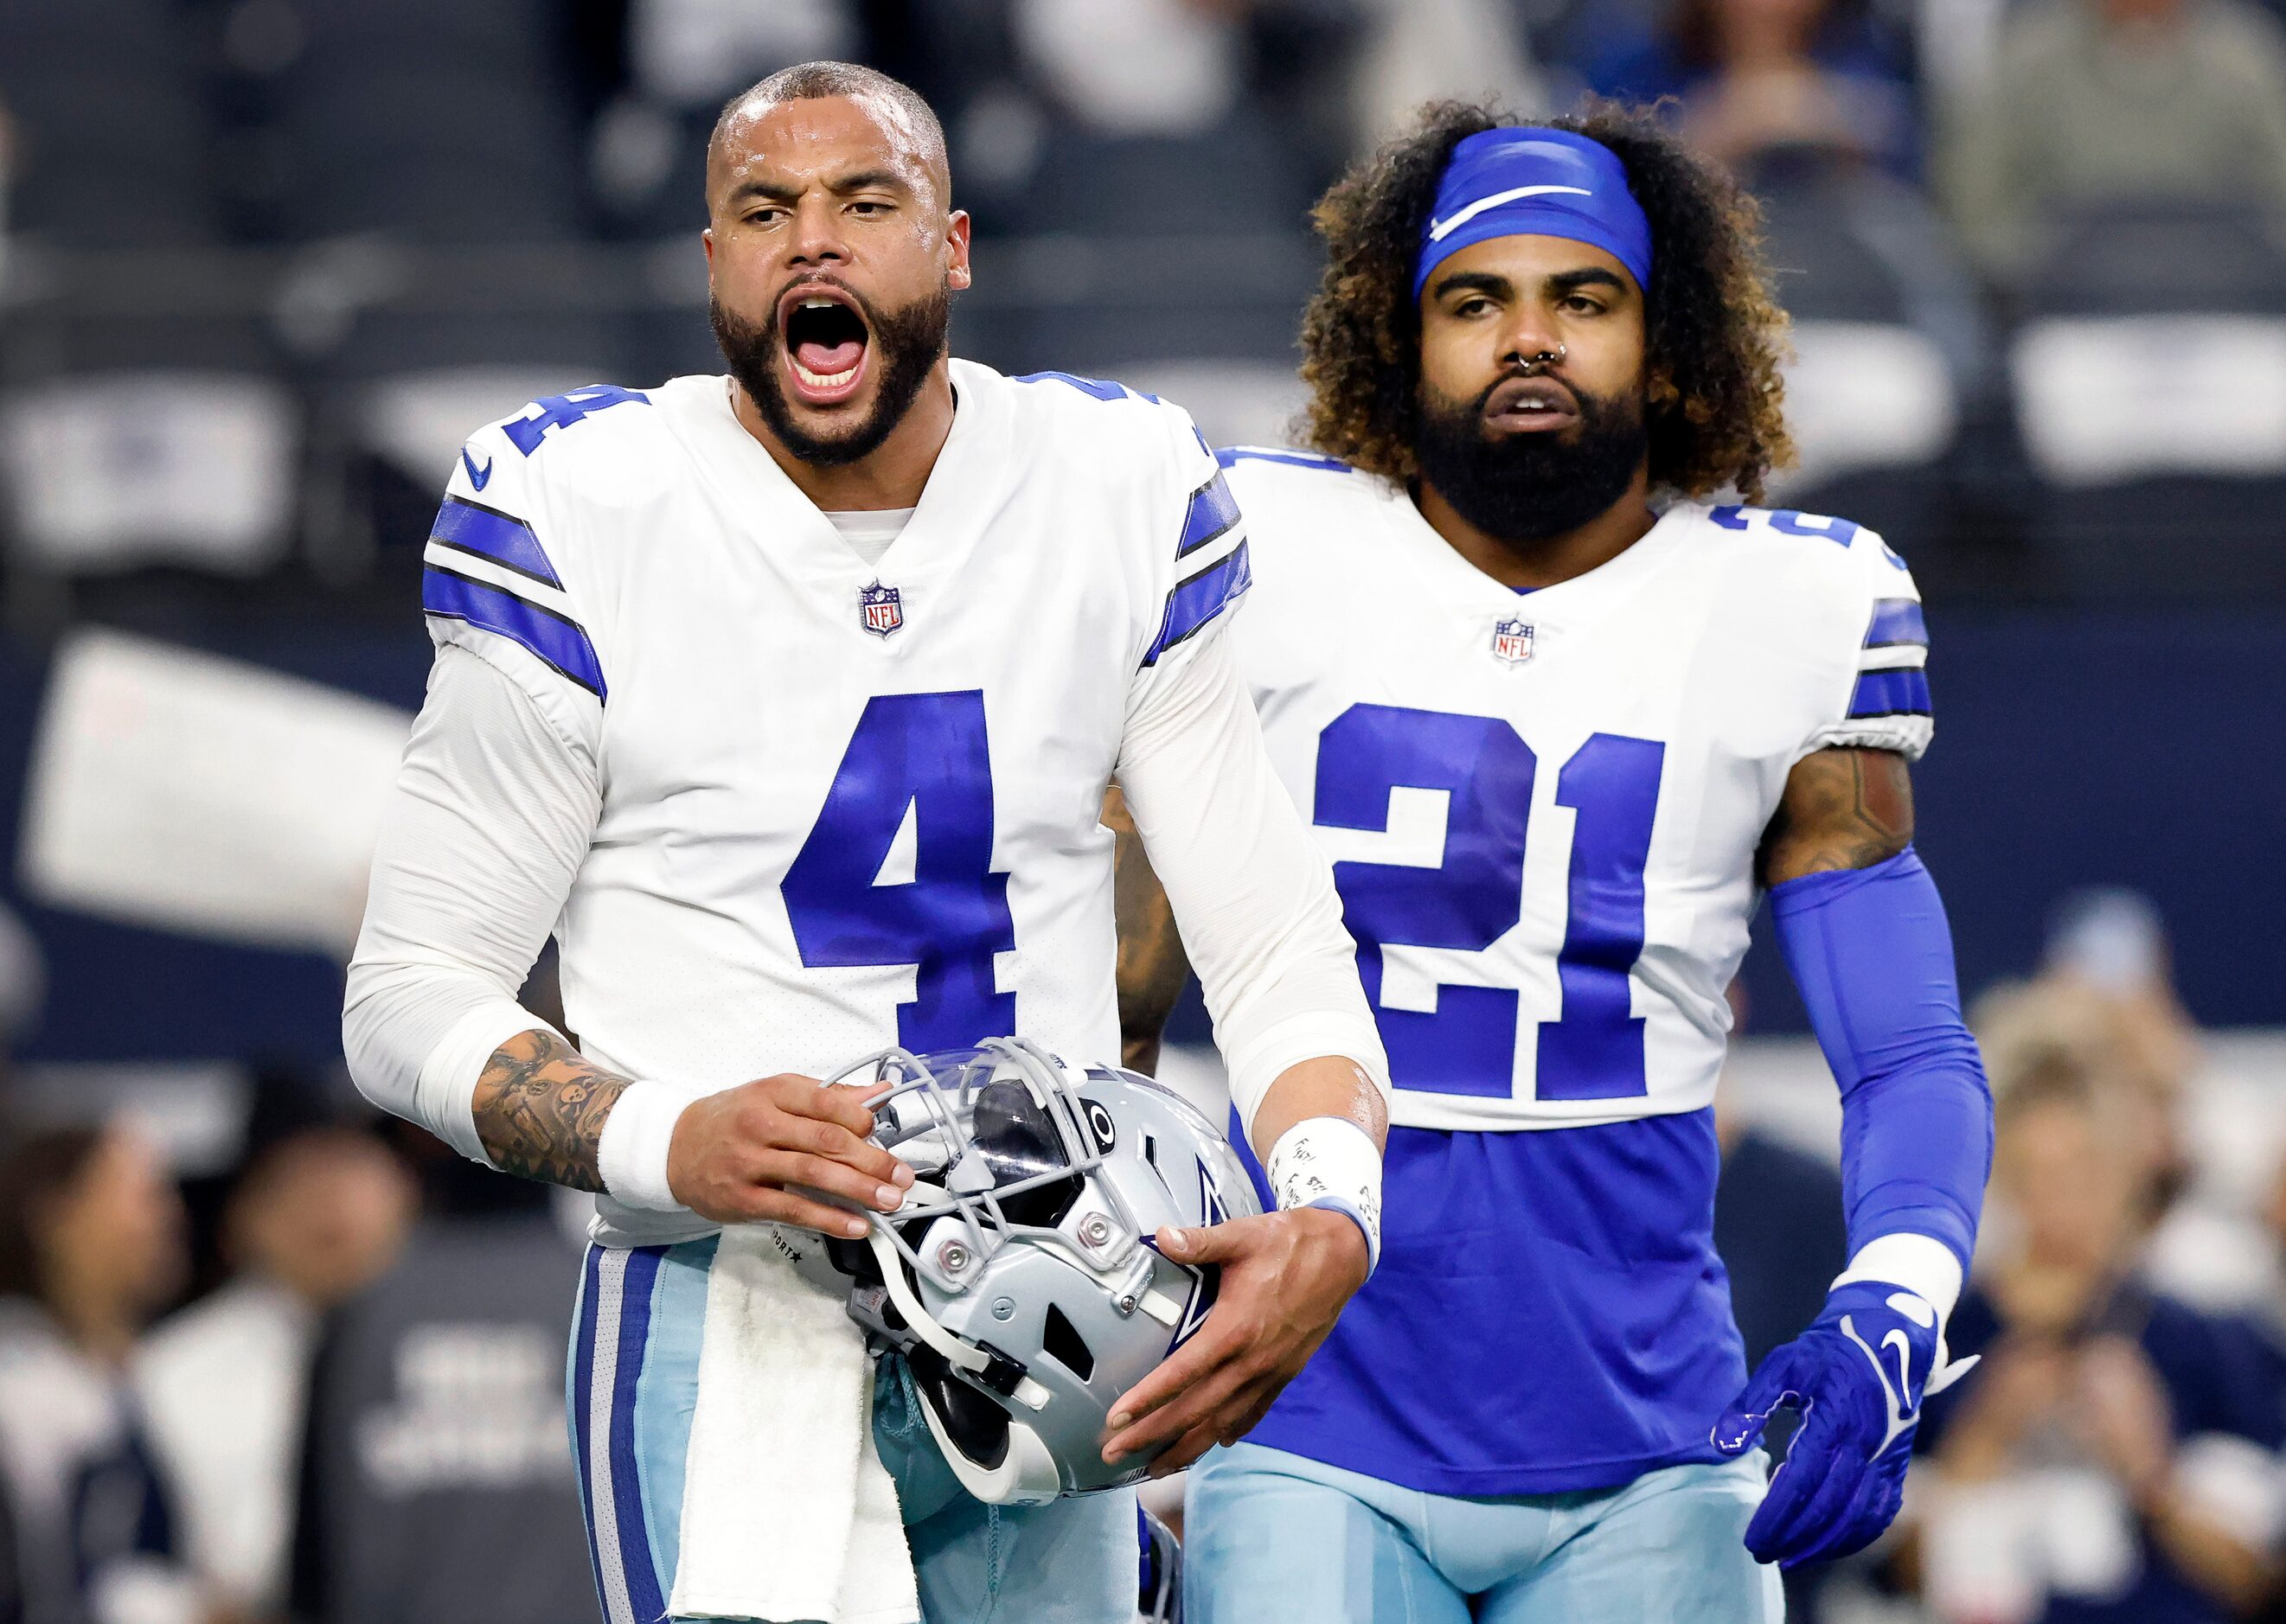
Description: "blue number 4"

(1316, 706), (1664, 1101)
(784, 692), (1017, 1051)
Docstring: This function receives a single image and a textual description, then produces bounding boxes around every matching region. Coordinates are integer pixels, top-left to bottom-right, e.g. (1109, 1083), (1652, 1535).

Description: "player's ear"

(945, 209), (973, 291)
(1645, 360), (1680, 411)
(702, 227), (716, 268)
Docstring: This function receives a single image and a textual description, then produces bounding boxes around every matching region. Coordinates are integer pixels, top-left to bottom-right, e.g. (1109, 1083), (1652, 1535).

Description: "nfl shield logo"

(1491, 617), (1534, 665)
(860, 581), (903, 638)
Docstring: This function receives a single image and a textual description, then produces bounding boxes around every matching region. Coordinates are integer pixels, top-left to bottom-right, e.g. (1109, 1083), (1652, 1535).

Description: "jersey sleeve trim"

(1142, 541), (1252, 668)
(430, 495), (564, 588)
(1176, 470), (1242, 559)
(423, 565), (607, 699)
(1847, 668), (1931, 719)
(1214, 445), (1352, 473)
(1863, 598), (1927, 651)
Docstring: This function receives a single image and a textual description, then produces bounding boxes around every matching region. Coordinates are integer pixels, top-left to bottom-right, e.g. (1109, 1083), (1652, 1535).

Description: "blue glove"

(1710, 1281), (1977, 1568)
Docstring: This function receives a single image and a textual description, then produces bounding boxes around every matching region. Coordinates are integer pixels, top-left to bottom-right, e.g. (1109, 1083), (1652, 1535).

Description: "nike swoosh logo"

(1427, 184), (1593, 242)
(1841, 1314), (1918, 1459)
(461, 448), (493, 490)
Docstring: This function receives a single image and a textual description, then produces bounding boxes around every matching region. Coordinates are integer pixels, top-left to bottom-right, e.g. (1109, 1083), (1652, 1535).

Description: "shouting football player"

(1117, 102), (1995, 1621)
(344, 61), (1391, 1624)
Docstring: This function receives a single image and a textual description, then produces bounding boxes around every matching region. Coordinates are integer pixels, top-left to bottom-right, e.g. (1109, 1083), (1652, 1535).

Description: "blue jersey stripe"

(1176, 470), (1241, 559)
(424, 566), (606, 699)
(1848, 667), (1931, 718)
(1013, 370), (1162, 404)
(607, 1247), (667, 1624)
(1143, 540), (1252, 667)
(1214, 445), (1349, 473)
(1863, 598), (1928, 649)
(430, 496), (562, 587)
(571, 1246), (605, 1602)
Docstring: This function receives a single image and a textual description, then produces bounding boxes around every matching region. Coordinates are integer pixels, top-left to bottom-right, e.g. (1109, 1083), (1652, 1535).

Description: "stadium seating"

(1741, 150), (1983, 567)
(2010, 202), (2286, 602)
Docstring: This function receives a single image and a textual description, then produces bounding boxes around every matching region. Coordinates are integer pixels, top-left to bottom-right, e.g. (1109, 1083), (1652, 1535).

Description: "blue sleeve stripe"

(1213, 445), (1349, 472)
(1848, 668), (1931, 719)
(429, 496), (563, 588)
(1143, 541), (1252, 667)
(1176, 471), (1241, 559)
(423, 566), (606, 699)
(1862, 598), (1927, 649)
(1013, 370), (1163, 404)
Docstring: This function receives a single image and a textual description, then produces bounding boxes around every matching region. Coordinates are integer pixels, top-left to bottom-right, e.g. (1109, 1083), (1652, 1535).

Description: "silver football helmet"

(791, 1037), (1260, 1505)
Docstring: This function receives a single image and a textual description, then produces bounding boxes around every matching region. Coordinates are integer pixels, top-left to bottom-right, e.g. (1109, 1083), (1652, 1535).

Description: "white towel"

(669, 1225), (919, 1624)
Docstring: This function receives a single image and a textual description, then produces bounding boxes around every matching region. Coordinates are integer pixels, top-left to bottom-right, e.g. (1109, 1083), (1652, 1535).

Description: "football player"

(343, 61), (1391, 1624)
(1116, 103), (1995, 1621)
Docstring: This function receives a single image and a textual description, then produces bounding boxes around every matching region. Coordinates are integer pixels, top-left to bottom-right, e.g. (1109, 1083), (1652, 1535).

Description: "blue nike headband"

(1412, 128), (1655, 302)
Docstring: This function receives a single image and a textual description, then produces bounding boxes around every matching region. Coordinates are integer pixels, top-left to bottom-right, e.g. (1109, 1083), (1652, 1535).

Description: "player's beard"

(1413, 373), (1648, 545)
(712, 282), (952, 468)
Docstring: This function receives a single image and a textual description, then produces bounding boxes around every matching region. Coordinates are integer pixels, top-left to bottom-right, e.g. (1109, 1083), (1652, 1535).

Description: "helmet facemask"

(798, 1037), (1259, 1503)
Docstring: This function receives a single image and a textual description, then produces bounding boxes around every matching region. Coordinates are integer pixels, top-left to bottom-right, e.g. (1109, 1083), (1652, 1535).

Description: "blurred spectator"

(1713, 1106), (1849, 1374)
(592, 0), (864, 231)
(1913, 1061), (2285, 1623)
(626, 0), (860, 107)
(1974, 971), (2198, 1233)
(136, 1123), (414, 1623)
(1342, 0), (1548, 144)
(1011, 0), (1370, 182)
(289, 1141), (588, 1624)
(1939, 0), (2286, 278)
(1587, 0), (1920, 176)
(1015, 0), (1273, 136)
(0, 1467), (19, 1624)
(0, 904), (46, 1090)
(0, 1123), (198, 1624)
(1712, 979), (1852, 1375)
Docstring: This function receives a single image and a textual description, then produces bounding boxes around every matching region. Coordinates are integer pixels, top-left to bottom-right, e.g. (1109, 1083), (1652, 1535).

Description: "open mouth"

(1483, 374), (1578, 434)
(779, 285), (872, 406)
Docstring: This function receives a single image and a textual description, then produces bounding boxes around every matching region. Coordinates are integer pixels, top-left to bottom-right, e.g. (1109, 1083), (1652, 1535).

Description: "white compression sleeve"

(343, 643), (601, 1162)
(1115, 633), (1391, 1143)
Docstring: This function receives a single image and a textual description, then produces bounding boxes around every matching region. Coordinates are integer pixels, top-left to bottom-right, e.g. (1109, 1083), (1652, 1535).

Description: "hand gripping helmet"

(791, 1037), (1260, 1505)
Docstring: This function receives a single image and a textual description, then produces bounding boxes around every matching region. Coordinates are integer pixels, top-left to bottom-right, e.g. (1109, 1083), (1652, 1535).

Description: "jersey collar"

(660, 361), (1016, 591)
(1380, 488), (1700, 643)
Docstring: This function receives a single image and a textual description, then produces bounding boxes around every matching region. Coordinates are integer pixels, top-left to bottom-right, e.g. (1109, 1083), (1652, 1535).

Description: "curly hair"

(1297, 100), (1795, 501)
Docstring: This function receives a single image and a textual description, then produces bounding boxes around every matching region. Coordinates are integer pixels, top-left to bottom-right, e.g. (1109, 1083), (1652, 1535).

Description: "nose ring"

(1517, 344), (1566, 375)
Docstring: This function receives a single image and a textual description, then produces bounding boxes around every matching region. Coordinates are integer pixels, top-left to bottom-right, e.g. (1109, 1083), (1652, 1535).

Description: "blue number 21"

(1316, 706), (1665, 1100)
(784, 692), (1017, 1051)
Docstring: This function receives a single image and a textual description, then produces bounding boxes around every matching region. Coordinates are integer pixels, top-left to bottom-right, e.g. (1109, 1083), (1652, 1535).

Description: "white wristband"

(1265, 1116), (1383, 1276)
(596, 1079), (689, 1213)
(1833, 1231), (1964, 1323)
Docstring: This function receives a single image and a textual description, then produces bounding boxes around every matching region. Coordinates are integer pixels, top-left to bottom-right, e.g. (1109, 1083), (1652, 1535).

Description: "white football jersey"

(419, 365), (1252, 1237)
(1218, 448), (1932, 1133)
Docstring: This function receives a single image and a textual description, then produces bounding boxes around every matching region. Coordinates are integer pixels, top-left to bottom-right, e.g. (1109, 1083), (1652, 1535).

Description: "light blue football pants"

(1185, 1441), (1784, 1624)
(567, 1237), (1137, 1624)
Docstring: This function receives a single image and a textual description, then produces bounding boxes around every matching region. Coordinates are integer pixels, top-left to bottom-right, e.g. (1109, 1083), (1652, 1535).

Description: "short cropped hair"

(710, 61), (951, 203)
(1298, 100), (1795, 501)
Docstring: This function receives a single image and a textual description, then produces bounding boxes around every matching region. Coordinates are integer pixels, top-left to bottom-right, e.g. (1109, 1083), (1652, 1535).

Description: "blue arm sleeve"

(1769, 847), (1994, 1269)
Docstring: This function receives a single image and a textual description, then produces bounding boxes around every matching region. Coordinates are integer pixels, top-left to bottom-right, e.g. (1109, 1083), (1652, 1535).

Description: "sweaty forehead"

(708, 93), (946, 204)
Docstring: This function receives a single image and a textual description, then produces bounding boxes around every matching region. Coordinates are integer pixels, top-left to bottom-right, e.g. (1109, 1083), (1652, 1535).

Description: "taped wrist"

(1265, 1116), (1383, 1276)
(595, 1079), (688, 1212)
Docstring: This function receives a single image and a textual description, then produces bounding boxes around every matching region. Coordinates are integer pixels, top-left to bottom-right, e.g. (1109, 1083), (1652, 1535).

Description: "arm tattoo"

(1758, 747), (1916, 887)
(1105, 783), (1192, 1076)
(471, 1028), (633, 1191)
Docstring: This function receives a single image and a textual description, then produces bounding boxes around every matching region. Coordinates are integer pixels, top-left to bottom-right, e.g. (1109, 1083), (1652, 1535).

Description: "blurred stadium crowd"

(3, 0), (2284, 614)
(0, 2), (2284, 1623)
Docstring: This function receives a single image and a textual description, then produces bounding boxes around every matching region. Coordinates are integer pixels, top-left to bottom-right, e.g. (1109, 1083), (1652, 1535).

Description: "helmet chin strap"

(868, 1226), (993, 1378)
(867, 1225), (1052, 1411)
